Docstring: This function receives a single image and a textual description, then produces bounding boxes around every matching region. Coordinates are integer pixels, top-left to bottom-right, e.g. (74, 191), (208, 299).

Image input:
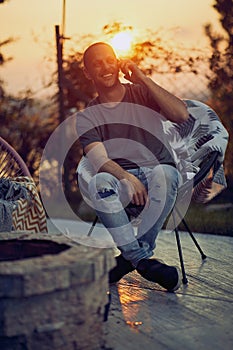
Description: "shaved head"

(83, 42), (117, 68)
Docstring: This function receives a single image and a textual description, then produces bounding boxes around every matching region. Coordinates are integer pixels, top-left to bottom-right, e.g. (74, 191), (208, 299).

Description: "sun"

(109, 31), (134, 57)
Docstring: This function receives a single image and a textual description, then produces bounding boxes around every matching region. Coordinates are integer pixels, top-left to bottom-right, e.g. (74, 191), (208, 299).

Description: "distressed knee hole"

(96, 188), (116, 199)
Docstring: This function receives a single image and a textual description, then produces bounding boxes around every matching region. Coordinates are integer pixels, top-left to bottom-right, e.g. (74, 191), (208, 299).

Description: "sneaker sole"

(167, 266), (182, 292)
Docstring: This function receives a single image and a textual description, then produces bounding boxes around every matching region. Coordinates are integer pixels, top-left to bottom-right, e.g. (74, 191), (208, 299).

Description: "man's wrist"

(139, 75), (155, 87)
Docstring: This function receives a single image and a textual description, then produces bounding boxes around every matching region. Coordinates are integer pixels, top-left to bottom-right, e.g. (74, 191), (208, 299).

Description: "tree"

(0, 92), (59, 183)
(0, 36), (17, 99)
(0, 20), (214, 199)
(204, 0), (233, 185)
(0, 0), (15, 70)
(0, 0), (59, 186)
(62, 22), (206, 113)
(62, 50), (96, 111)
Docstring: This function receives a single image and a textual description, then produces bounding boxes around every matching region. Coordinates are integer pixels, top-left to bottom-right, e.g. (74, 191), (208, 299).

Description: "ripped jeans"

(88, 165), (181, 267)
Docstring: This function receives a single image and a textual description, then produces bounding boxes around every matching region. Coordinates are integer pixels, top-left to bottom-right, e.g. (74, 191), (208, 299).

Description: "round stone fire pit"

(0, 238), (70, 262)
(0, 232), (115, 350)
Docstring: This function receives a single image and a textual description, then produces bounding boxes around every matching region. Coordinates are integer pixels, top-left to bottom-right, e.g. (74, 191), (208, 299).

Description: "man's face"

(84, 45), (119, 89)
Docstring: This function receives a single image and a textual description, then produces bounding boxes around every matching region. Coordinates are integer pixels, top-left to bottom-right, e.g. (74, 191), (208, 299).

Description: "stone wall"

(0, 232), (115, 350)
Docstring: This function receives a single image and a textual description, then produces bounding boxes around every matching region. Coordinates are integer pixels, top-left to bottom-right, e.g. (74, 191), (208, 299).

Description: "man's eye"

(94, 62), (101, 68)
(107, 58), (115, 64)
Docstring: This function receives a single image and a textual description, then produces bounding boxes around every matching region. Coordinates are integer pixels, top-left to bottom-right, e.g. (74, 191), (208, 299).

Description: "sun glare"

(110, 31), (134, 56)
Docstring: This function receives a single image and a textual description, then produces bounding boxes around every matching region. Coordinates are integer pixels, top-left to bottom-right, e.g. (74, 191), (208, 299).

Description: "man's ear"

(83, 67), (92, 80)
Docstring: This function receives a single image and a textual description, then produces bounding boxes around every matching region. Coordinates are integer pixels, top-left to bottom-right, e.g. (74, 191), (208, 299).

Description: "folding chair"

(0, 136), (31, 178)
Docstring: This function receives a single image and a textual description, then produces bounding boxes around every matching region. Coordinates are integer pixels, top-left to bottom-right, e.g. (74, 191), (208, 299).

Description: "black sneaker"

(136, 258), (181, 292)
(109, 254), (135, 283)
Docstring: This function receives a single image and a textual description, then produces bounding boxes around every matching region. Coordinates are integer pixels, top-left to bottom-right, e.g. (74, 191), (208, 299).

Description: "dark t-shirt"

(76, 83), (175, 169)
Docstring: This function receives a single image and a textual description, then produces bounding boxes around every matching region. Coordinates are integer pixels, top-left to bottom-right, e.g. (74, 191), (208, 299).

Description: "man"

(77, 42), (189, 292)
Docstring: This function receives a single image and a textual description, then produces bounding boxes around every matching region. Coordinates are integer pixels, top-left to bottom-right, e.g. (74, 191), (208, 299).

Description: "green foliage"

(204, 0), (233, 184)
(0, 38), (15, 66)
(1, 10), (231, 200)
(177, 201), (233, 237)
(0, 93), (59, 183)
(0, 13), (57, 186)
(62, 51), (96, 111)
(0, 37), (17, 97)
(63, 22), (207, 113)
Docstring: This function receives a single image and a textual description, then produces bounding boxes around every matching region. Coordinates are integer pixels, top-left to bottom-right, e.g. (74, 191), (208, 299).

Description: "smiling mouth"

(102, 73), (113, 78)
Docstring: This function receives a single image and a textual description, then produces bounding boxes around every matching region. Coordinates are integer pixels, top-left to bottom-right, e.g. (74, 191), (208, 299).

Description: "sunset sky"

(1, 0), (222, 98)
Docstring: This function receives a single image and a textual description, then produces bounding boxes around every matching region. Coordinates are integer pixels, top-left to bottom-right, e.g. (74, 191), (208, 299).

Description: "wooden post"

(55, 25), (65, 125)
(55, 25), (69, 195)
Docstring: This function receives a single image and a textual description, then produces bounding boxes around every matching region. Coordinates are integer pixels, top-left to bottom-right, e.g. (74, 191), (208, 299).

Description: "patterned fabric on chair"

(0, 137), (48, 233)
(162, 99), (229, 203)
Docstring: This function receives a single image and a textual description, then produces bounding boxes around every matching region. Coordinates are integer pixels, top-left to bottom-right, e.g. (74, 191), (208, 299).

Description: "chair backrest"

(178, 150), (219, 199)
(0, 137), (31, 178)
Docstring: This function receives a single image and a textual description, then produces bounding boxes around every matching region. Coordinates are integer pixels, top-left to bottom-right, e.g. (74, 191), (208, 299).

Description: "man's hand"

(119, 59), (146, 85)
(119, 59), (188, 123)
(122, 172), (148, 207)
(85, 141), (148, 207)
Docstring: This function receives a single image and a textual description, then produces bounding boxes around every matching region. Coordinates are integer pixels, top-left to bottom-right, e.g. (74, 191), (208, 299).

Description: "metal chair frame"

(172, 151), (218, 283)
(0, 137), (31, 178)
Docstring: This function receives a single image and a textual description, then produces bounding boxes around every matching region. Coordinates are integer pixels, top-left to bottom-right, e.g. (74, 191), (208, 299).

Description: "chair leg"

(87, 215), (98, 236)
(174, 227), (188, 284)
(103, 291), (111, 322)
(172, 212), (188, 284)
(180, 217), (207, 260)
(175, 207), (207, 260)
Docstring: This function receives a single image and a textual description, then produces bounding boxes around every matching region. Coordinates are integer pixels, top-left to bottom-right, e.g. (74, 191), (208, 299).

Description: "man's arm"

(120, 60), (189, 123)
(85, 141), (148, 206)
